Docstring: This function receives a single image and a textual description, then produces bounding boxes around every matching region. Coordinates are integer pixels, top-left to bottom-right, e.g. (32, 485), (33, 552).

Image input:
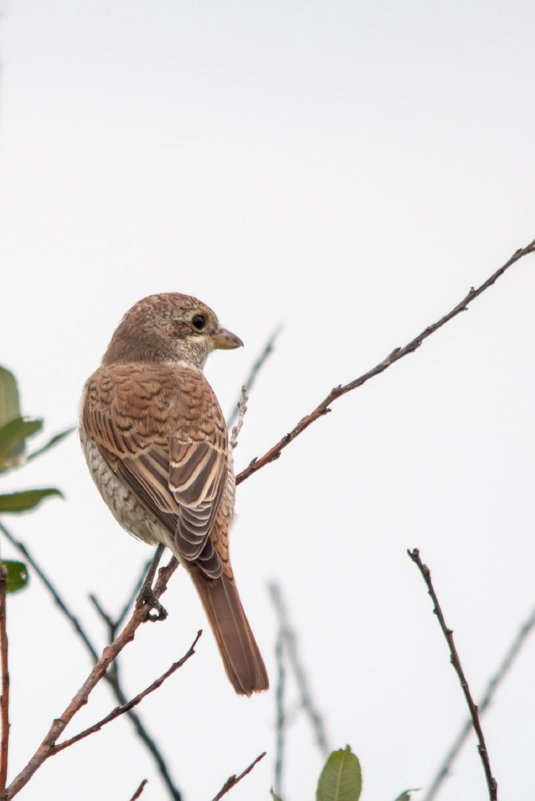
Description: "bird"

(80, 293), (269, 695)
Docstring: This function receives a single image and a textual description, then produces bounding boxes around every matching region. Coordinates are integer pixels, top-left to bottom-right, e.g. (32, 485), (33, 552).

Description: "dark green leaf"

(0, 488), (63, 513)
(317, 747), (362, 801)
(0, 368), (21, 427)
(270, 791), (284, 801)
(2, 560), (29, 593)
(0, 417), (43, 470)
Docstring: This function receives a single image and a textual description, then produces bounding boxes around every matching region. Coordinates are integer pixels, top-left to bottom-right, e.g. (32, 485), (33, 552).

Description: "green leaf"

(0, 488), (63, 513)
(317, 747), (362, 801)
(0, 417), (43, 470)
(270, 791), (284, 801)
(393, 790), (419, 801)
(2, 560), (29, 593)
(0, 368), (21, 427)
(26, 426), (75, 462)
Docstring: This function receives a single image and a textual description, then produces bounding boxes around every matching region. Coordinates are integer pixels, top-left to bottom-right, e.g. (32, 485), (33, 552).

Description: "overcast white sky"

(1, 1), (535, 800)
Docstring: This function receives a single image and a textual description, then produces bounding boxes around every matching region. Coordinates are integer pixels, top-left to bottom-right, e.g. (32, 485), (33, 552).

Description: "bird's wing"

(82, 363), (229, 577)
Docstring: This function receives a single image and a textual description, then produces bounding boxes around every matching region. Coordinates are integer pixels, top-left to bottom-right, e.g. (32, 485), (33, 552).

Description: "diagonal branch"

(2, 557), (178, 800)
(237, 238), (535, 485)
(0, 523), (183, 801)
(128, 779), (148, 800)
(423, 602), (535, 801)
(268, 581), (329, 798)
(408, 548), (497, 801)
(227, 326), (282, 428)
(210, 752), (266, 801)
(0, 523), (99, 662)
(51, 631), (202, 755)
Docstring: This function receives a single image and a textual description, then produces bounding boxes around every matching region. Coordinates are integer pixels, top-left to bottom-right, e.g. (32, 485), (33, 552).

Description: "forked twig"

(210, 752), (266, 801)
(0, 523), (183, 801)
(423, 603), (535, 801)
(237, 239), (535, 485)
(269, 583), (329, 762)
(52, 631), (202, 755)
(3, 557), (178, 799)
(408, 549), (498, 801)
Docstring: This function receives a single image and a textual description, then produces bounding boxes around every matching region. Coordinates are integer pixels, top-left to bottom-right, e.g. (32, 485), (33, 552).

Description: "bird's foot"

(136, 585), (168, 621)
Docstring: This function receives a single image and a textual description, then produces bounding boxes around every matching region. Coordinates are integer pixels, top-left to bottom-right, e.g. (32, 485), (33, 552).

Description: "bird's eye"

(191, 314), (206, 331)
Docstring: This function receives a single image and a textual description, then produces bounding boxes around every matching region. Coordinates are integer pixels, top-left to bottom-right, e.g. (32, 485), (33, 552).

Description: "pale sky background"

(1, 1), (535, 800)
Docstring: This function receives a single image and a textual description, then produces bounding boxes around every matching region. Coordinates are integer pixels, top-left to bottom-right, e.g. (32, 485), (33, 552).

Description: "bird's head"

(102, 293), (243, 369)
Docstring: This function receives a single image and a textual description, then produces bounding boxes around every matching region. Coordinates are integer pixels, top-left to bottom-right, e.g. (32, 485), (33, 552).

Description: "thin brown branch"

(0, 523), (183, 801)
(408, 549), (498, 801)
(0, 564), (9, 792)
(423, 603), (535, 801)
(129, 779), (148, 800)
(3, 557), (178, 800)
(210, 752), (266, 801)
(227, 325), (282, 428)
(237, 239), (535, 486)
(268, 583), (329, 758)
(52, 631), (202, 755)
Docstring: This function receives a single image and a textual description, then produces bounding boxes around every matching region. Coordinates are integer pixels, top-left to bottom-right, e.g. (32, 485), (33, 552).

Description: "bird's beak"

(211, 327), (244, 350)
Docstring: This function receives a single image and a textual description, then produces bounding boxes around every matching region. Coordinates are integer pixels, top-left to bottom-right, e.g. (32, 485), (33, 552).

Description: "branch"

(0, 523), (183, 801)
(230, 387), (248, 451)
(128, 779), (148, 800)
(408, 549), (497, 801)
(237, 238), (535, 485)
(3, 557), (178, 799)
(423, 602), (535, 801)
(273, 622), (286, 797)
(0, 564), (9, 792)
(52, 631), (202, 755)
(210, 752), (266, 801)
(227, 326), (282, 428)
(268, 583), (329, 757)
(0, 523), (99, 662)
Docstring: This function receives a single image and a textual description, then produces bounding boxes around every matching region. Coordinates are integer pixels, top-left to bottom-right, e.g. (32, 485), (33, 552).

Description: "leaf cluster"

(0, 366), (72, 592)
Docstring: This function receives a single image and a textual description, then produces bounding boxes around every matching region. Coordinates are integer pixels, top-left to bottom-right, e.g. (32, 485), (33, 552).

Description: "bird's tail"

(188, 567), (269, 695)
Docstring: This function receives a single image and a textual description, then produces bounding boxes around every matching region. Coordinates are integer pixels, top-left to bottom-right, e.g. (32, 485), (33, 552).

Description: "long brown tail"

(188, 567), (269, 695)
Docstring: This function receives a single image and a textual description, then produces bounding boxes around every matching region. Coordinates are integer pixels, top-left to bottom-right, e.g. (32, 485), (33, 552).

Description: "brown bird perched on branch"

(80, 293), (269, 695)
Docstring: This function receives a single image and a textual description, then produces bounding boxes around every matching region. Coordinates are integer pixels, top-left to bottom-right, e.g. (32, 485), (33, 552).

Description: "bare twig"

(237, 239), (535, 486)
(129, 779), (148, 800)
(52, 631), (202, 755)
(273, 625), (286, 797)
(269, 583), (329, 758)
(210, 752), (266, 801)
(0, 523), (99, 662)
(116, 557), (152, 629)
(3, 557), (178, 799)
(0, 564), (9, 792)
(423, 603), (535, 801)
(230, 387), (248, 450)
(408, 549), (498, 801)
(227, 326), (283, 428)
(0, 523), (183, 801)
